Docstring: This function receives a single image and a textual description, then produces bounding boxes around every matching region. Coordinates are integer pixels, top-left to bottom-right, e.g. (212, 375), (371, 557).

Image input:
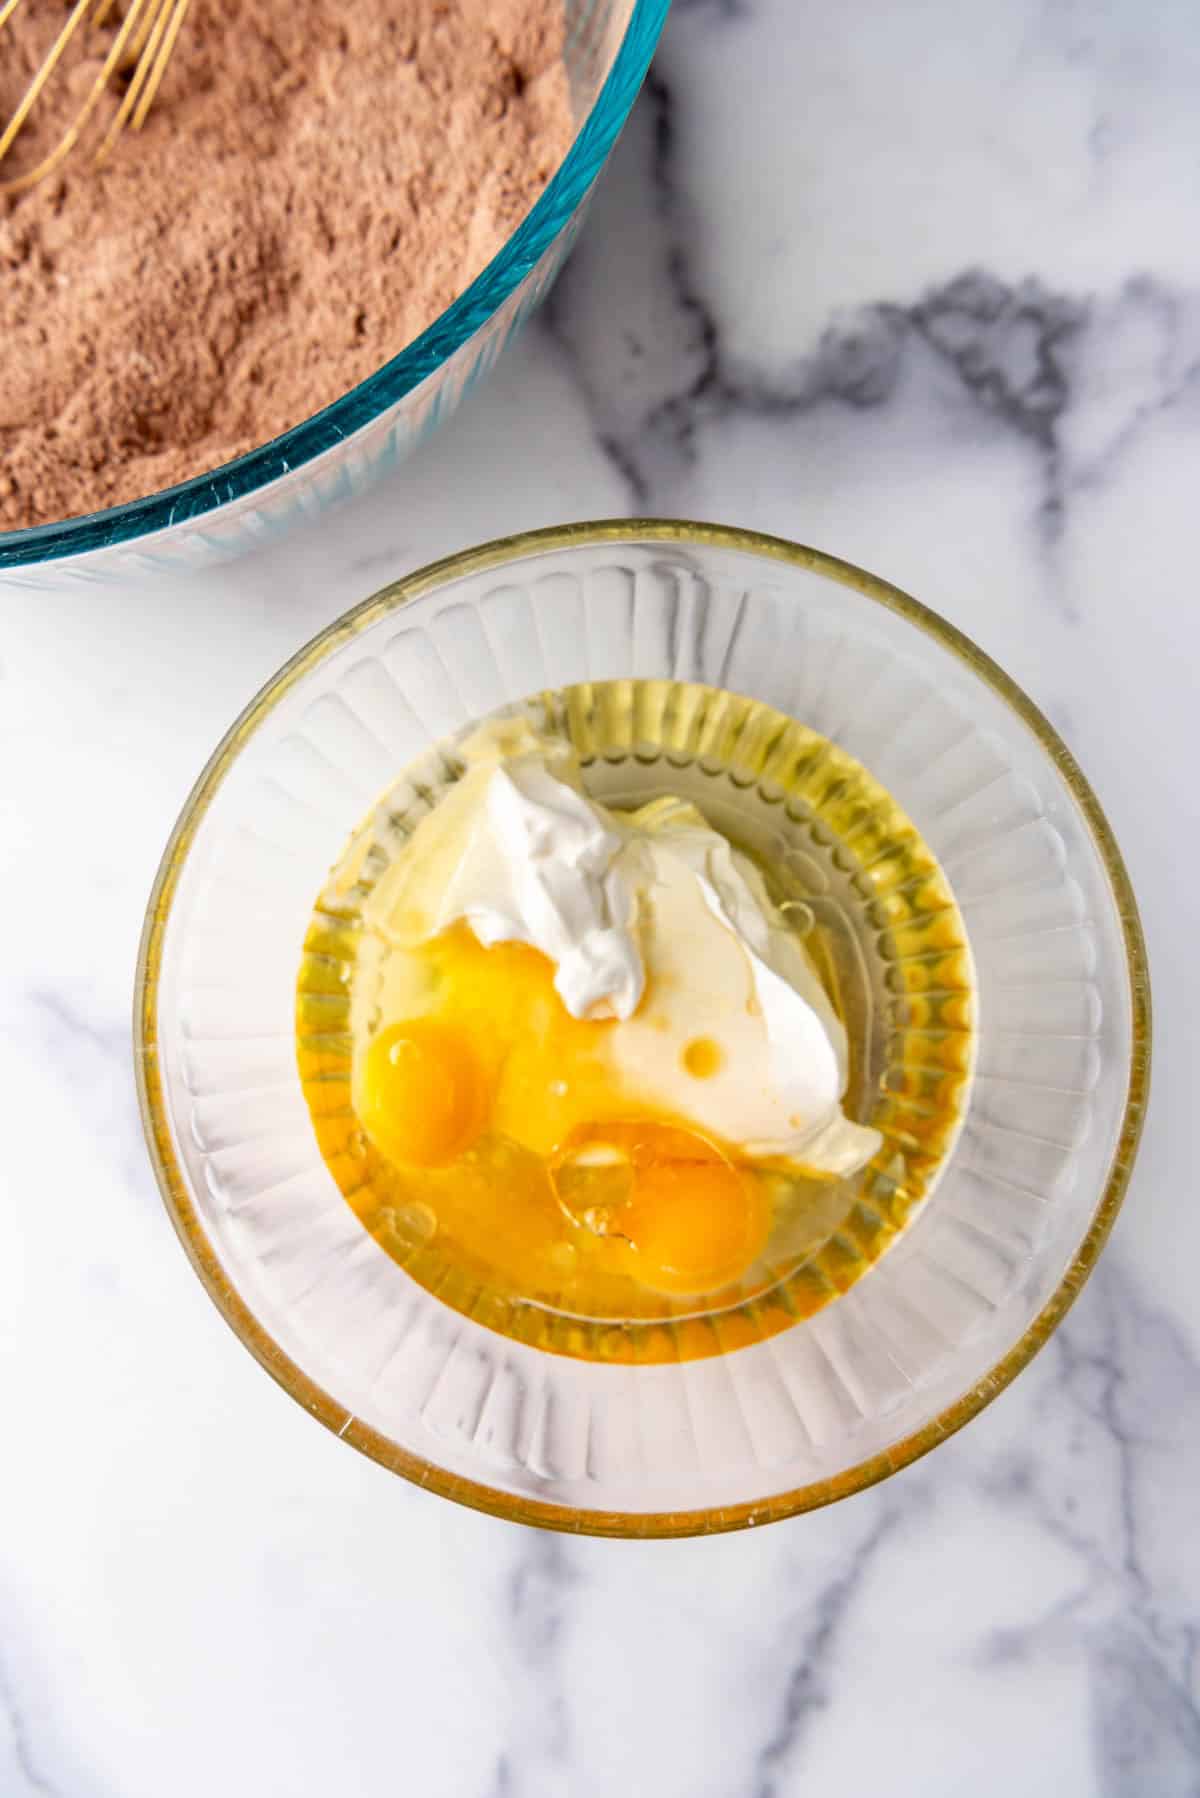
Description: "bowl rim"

(0, 0), (671, 572)
(134, 518), (1152, 1537)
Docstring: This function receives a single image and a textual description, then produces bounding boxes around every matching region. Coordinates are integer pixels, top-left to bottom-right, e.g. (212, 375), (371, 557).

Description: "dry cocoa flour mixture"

(0, 0), (572, 530)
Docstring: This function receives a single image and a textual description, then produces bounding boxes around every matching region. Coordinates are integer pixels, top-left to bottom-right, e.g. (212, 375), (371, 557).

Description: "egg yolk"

(351, 925), (771, 1303)
(552, 1120), (770, 1297)
(358, 1018), (484, 1168)
(623, 1158), (765, 1295)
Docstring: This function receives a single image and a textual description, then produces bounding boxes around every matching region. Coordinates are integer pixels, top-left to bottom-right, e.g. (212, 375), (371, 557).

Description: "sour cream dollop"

(369, 719), (881, 1177)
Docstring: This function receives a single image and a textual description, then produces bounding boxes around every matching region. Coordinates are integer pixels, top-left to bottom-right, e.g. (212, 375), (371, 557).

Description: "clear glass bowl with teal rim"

(135, 521), (1150, 1536)
(0, 1), (669, 591)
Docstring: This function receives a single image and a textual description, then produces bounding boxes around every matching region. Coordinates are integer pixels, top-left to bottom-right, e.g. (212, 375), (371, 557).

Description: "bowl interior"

(294, 678), (975, 1362)
(138, 524), (1146, 1532)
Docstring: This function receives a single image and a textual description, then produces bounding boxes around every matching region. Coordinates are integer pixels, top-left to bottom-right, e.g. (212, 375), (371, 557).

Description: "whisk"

(0, 0), (192, 194)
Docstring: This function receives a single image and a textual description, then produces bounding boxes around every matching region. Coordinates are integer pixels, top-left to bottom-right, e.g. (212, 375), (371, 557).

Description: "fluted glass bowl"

(0, 1), (668, 592)
(135, 522), (1149, 1535)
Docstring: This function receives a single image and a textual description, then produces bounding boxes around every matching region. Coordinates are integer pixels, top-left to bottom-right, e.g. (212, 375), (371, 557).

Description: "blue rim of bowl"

(0, 0), (671, 571)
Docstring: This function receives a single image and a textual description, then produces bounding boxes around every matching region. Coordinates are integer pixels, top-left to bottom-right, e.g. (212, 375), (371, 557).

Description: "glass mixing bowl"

(135, 521), (1150, 1535)
(0, 1), (668, 592)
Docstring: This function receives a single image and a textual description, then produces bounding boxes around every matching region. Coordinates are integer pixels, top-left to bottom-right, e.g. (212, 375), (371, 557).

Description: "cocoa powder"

(0, 0), (572, 530)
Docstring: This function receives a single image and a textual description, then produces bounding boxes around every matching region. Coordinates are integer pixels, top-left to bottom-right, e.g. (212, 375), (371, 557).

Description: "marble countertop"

(4, 0), (1199, 1792)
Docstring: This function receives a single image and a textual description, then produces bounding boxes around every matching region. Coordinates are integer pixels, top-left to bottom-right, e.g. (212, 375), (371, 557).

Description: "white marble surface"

(3, 0), (1199, 1791)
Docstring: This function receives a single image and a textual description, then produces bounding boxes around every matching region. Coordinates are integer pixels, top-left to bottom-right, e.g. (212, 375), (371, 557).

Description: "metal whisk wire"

(0, 0), (193, 194)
